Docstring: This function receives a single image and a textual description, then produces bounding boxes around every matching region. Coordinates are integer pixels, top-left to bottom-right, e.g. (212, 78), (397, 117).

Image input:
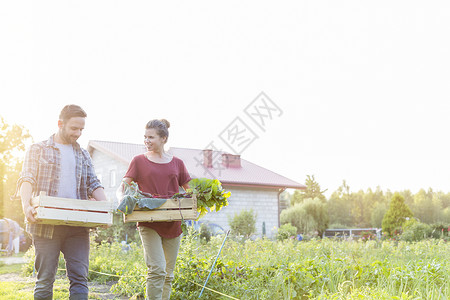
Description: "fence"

(323, 228), (382, 240)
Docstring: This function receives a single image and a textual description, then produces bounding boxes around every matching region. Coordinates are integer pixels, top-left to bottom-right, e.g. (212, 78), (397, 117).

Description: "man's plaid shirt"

(17, 135), (103, 239)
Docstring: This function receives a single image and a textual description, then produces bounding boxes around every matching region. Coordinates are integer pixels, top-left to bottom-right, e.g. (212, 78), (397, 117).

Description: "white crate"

(32, 192), (114, 227)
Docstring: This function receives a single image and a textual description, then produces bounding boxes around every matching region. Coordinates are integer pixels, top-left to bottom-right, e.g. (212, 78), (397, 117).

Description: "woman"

(119, 119), (191, 300)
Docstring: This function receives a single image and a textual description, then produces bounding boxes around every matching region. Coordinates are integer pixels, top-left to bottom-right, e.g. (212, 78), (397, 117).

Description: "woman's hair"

(59, 104), (87, 122)
(145, 119), (170, 142)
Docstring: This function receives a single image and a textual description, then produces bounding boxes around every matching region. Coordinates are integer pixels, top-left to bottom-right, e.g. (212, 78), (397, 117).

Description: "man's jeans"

(32, 225), (90, 300)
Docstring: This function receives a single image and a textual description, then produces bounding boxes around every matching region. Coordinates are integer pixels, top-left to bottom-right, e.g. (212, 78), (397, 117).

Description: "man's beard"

(60, 128), (77, 144)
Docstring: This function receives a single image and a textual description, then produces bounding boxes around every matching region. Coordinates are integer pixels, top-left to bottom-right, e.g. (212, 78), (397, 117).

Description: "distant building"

(87, 140), (305, 238)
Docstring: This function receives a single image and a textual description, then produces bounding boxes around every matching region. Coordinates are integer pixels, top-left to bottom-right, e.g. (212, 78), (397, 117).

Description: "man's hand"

(91, 187), (108, 201)
(20, 182), (37, 223)
(24, 205), (38, 223)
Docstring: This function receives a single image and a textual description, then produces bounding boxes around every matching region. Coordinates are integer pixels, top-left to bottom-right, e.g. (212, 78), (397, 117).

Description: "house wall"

(90, 150), (128, 206)
(198, 186), (281, 239)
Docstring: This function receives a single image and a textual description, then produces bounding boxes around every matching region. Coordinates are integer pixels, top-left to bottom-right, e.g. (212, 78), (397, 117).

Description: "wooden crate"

(124, 195), (198, 223)
(31, 192), (114, 227)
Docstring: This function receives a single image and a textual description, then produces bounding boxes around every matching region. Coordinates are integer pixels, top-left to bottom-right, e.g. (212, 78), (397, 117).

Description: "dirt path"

(0, 255), (27, 265)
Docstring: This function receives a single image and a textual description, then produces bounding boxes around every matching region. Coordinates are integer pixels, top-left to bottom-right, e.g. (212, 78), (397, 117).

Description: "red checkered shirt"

(17, 135), (103, 238)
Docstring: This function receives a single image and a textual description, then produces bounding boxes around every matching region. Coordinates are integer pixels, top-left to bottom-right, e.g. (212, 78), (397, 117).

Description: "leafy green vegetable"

(122, 181), (153, 199)
(172, 178), (230, 234)
(117, 181), (166, 214)
(176, 178), (230, 219)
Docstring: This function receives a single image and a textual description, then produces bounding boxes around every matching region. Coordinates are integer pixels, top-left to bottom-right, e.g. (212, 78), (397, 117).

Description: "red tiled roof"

(88, 140), (305, 190)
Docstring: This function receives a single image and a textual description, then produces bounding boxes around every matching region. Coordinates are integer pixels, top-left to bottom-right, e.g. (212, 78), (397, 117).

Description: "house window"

(110, 170), (117, 187)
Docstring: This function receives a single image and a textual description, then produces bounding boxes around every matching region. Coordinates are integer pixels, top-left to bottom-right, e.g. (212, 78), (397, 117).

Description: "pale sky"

(1, 1), (450, 197)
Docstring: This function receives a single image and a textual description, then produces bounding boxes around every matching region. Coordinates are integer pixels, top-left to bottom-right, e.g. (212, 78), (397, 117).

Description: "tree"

(326, 182), (447, 229)
(281, 203), (315, 234)
(443, 207), (450, 223)
(327, 180), (353, 227)
(290, 175), (327, 206)
(399, 190), (414, 208)
(281, 197), (328, 237)
(370, 201), (387, 228)
(366, 187), (388, 228)
(279, 190), (290, 210)
(412, 189), (436, 224)
(381, 193), (413, 236)
(439, 192), (450, 210)
(228, 209), (256, 239)
(352, 190), (372, 227)
(0, 117), (32, 223)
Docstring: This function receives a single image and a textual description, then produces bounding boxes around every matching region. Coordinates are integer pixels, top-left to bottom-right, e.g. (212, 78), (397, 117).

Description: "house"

(87, 140), (305, 238)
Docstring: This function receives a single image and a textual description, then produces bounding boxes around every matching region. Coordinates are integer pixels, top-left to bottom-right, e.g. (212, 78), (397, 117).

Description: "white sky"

(1, 1), (450, 197)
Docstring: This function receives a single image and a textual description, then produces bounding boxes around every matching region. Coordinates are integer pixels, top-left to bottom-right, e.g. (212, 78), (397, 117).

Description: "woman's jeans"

(32, 225), (90, 300)
(139, 227), (181, 300)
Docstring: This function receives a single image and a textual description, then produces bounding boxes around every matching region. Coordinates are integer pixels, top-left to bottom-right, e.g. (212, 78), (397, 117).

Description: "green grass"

(0, 282), (34, 300)
(0, 262), (23, 275)
(0, 278), (70, 300)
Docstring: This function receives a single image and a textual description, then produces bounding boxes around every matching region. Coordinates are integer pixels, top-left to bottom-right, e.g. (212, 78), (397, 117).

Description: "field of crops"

(18, 232), (450, 299)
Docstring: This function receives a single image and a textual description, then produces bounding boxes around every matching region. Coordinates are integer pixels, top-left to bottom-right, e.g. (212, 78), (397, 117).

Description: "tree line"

(282, 175), (450, 237)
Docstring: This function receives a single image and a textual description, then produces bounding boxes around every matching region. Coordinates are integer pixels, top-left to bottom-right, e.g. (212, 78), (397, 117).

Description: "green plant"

(173, 178), (231, 234)
(199, 223), (212, 242)
(401, 222), (432, 242)
(228, 209), (256, 239)
(10, 229), (450, 299)
(382, 193), (413, 236)
(281, 198), (328, 236)
(277, 223), (297, 241)
(429, 223), (450, 239)
(91, 213), (140, 244)
(187, 178), (231, 219)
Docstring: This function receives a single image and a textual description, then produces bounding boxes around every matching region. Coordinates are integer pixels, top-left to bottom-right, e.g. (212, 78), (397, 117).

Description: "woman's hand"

(117, 177), (134, 202)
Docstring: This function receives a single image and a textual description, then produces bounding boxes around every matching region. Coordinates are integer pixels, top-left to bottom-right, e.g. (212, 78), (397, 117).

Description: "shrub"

(401, 222), (432, 242)
(402, 217), (419, 231)
(199, 223), (212, 243)
(281, 198), (328, 236)
(228, 209), (256, 239)
(430, 223), (450, 239)
(277, 223), (297, 241)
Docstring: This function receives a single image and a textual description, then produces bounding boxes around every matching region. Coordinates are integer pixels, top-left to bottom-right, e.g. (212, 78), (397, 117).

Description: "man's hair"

(59, 105), (87, 122)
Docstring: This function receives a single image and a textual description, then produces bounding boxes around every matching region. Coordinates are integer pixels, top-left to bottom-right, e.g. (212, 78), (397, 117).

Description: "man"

(17, 104), (107, 300)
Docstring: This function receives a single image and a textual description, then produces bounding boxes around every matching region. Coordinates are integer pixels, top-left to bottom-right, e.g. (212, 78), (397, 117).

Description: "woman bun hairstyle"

(160, 119), (170, 129)
(146, 119), (170, 142)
